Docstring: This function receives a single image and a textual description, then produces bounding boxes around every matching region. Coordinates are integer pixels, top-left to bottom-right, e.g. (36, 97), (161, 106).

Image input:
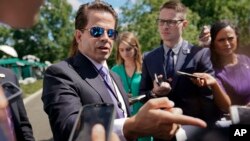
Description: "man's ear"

(75, 30), (82, 43)
(182, 20), (188, 29)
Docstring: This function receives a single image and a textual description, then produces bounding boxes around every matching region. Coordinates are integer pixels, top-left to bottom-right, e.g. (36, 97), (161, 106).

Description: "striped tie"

(99, 67), (124, 118)
(166, 49), (175, 82)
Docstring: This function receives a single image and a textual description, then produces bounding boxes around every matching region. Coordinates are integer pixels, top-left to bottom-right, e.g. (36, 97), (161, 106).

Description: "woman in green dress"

(111, 31), (152, 141)
(111, 31), (142, 115)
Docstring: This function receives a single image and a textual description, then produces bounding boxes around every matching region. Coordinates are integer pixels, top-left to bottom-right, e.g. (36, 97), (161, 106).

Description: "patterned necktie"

(99, 67), (124, 118)
(165, 49), (175, 81)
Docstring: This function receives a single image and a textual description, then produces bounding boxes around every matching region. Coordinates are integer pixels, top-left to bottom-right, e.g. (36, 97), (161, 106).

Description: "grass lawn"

(20, 79), (43, 98)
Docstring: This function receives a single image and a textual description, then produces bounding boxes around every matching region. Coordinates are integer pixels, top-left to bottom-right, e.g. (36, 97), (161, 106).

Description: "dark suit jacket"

(0, 67), (35, 141)
(140, 40), (220, 123)
(42, 52), (130, 141)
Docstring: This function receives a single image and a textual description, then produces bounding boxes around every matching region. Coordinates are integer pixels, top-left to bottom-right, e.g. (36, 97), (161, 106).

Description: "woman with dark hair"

(199, 20), (250, 106)
(209, 20), (250, 106)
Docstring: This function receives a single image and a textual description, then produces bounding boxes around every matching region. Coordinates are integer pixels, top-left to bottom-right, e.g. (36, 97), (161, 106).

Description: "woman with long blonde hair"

(112, 31), (142, 115)
(112, 31), (152, 141)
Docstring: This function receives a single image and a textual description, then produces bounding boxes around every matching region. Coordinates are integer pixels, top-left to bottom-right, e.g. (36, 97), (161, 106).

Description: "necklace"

(123, 65), (136, 93)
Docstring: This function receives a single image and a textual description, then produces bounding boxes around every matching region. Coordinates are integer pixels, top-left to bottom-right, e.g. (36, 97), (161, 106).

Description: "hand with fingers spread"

(123, 98), (207, 140)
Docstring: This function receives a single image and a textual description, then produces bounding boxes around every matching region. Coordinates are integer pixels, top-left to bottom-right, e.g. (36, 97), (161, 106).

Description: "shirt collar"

(163, 38), (183, 56)
(82, 53), (109, 71)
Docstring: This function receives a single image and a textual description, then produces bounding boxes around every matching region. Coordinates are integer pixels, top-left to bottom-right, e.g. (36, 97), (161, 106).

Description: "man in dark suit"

(0, 67), (35, 141)
(140, 1), (223, 141)
(140, 0), (220, 125)
(42, 1), (207, 141)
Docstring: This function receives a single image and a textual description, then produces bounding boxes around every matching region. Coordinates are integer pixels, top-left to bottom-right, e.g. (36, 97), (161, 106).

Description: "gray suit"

(42, 52), (130, 141)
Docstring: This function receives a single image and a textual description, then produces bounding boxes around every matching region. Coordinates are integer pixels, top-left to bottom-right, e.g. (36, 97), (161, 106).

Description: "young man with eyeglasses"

(42, 1), (207, 141)
(140, 0), (221, 140)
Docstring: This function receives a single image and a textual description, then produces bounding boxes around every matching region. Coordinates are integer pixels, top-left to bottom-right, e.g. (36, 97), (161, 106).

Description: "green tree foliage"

(182, 0), (250, 48)
(118, 0), (201, 55)
(118, 0), (165, 53)
(118, 0), (250, 57)
(0, 0), (74, 63)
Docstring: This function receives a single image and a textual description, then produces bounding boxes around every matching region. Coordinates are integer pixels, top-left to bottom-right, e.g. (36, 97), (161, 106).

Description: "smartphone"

(129, 95), (146, 105)
(68, 103), (115, 141)
(230, 105), (250, 124)
(176, 71), (202, 79)
(1, 81), (22, 103)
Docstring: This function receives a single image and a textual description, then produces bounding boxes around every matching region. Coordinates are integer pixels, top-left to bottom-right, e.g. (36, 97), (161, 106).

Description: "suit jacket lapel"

(172, 40), (191, 88)
(149, 46), (165, 77)
(110, 72), (130, 114)
(175, 40), (190, 71)
(71, 53), (113, 103)
(9, 102), (19, 122)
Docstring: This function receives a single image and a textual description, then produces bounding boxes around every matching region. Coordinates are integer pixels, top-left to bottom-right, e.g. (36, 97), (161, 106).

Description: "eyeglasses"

(156, 19), (184, 27)
(81, 26), (118, 40)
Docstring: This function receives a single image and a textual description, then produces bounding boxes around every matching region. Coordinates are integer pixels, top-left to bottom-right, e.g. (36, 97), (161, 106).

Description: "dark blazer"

(42, 52), (130, 141)
(0, 67), (35, 141)
(140, 40), (220, 123)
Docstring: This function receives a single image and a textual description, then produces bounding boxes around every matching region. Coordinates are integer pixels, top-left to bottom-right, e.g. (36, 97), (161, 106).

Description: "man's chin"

(96, 55), (110, 63)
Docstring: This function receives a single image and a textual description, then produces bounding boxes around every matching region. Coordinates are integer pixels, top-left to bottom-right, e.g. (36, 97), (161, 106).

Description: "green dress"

(111, 64), (152, 141)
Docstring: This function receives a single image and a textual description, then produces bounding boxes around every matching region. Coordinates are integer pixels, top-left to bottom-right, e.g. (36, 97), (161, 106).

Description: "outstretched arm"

(192, 73), (231, 113)
(123, 98), (207, 140)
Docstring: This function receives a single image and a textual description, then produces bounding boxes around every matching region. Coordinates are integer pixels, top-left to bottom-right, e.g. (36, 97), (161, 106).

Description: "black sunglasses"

(81, 26), (118, 40)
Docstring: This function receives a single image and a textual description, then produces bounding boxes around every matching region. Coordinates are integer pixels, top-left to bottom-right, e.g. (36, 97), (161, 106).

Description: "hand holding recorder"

(151, 74), (171, 96)
(176, 71), (203, 79)
(180, 71), (231, 112)
(176, 71), (215, 87)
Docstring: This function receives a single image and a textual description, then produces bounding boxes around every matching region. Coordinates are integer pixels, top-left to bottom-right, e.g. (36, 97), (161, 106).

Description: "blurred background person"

(0, 67), (35, 141)
(0, 82), (10, 141)
(111, 31), (152, 141)
(111, 31), (143, 115)
(0, 0), (44, 140)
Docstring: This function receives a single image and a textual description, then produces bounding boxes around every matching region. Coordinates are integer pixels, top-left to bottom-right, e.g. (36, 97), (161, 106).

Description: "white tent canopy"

(22, 54), (40, 62)
(0, 45), (18, 57)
